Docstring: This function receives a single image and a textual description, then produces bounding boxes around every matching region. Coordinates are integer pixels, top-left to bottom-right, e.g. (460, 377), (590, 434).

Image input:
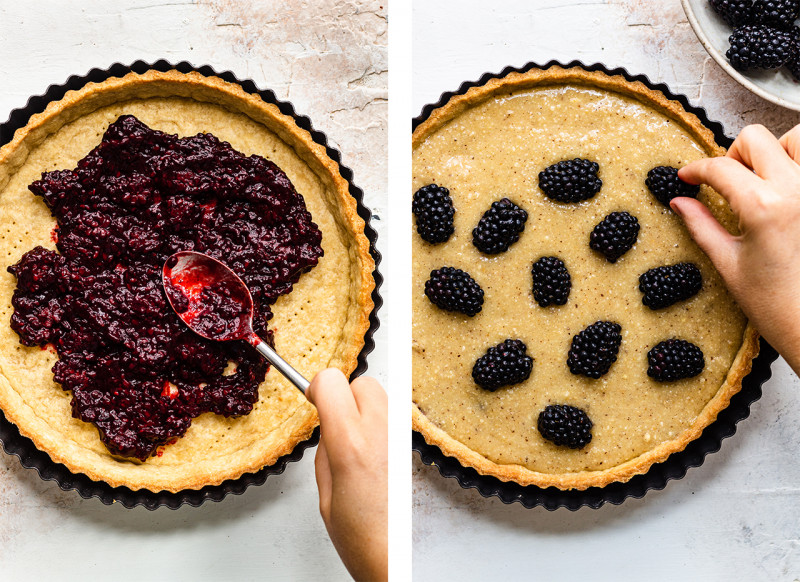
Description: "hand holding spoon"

(162, 251), (310, 393)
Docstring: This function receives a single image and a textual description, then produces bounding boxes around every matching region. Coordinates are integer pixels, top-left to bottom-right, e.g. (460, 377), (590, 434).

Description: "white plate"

(682, 0), (800, 111)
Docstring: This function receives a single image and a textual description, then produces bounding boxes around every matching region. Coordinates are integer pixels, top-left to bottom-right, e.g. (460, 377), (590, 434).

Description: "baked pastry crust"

(412, 65), (760, 491)
(0, 70), (375, 492)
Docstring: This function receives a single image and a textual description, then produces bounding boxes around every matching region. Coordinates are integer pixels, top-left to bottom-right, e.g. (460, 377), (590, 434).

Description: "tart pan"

(0, 59), (383, 510)
(412, 59), (778, 510)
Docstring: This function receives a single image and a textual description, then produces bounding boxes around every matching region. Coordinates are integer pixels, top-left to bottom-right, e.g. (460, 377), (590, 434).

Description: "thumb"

(670, 197), (739, 280)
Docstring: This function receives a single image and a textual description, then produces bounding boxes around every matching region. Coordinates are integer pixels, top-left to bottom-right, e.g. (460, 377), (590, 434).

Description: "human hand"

(675, 124), (800, 373)
(306, 368), (388, 582)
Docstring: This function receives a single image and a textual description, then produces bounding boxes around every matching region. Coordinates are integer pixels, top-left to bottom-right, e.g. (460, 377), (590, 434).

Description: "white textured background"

(413, 2), (800, 581)
(0, 1), (387, 581)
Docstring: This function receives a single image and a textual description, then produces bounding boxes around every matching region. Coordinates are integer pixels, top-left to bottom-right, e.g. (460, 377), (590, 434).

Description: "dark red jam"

(8, 115), (323, 460)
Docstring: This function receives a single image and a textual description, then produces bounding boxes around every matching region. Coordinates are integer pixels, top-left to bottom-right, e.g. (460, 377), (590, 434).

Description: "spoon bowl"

(163, 251), (310, 393)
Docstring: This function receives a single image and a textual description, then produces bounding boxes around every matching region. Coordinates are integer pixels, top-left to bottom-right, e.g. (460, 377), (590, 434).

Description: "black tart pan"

(0, 59), (382, 509)
(412, 59), (779, 510)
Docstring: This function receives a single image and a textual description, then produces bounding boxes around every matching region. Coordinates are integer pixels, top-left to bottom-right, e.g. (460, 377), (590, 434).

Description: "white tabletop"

(0, 1), (387, 580)
(413, 2), (800, 581)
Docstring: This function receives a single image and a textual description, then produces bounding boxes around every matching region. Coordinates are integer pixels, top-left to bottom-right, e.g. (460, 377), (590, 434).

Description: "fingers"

(727, 124), (795, 178)
(315, 439), (332, 522)
(670, 197), (739, 278)
(350, 376), (387, 418)
(779, 124), (800, 163)
(306, 368), (360, 440)
(678, 157), (762, 215)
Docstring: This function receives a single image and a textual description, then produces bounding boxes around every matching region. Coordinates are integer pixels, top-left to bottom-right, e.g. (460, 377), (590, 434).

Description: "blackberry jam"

(7, 115), (323, 460)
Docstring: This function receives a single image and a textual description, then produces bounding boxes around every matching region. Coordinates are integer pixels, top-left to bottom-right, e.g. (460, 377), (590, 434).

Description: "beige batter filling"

(412, 85), (747, 474)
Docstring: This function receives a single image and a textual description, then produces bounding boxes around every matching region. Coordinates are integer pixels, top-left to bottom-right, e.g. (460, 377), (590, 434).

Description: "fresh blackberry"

(472, 198), (528, 254)
(787, 26), (800, 79)
(472, 339), (533, 391)
(647, 339), (705, 381)
(538, 158), (602, 203)
(639, 263), (703, 310)
(710, 0), (756, 26)
(537, 404), (593, 449)
(726, 25), (794, 70)
(645, 166), (700, 207)
(424, 267), (484, 316)
(567, 321), (622, 379)
(589, 211), (640, 263)
(532, 256), (571, 307)
(753, 0), (800, 29)
(412, 184), (455, 243)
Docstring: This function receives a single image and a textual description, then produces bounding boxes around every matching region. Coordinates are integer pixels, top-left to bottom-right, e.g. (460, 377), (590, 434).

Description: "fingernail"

(670, 200), (683, 217)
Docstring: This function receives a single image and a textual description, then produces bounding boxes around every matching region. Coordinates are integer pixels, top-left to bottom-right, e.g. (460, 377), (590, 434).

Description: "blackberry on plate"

(647, 339), (705, 381)
(472, 339), (533, 391)
(589, 211), (640, 263)
(710, 0), (756, 27)
(537, 404), (593, 449)
(424, 266), (484, 316)
(639, 262), (702, 310)
(726, 25), (794, 70)
(412, 183), (455, 243)
(567, 320), (622, 379)
(753, 0), (800, 29)
(646, 166), (700, 207)
(472, 198), (528, 254)
(532, 256), (571, 307)
(787, 26), (800, 79)
(538, 158), (602, 203)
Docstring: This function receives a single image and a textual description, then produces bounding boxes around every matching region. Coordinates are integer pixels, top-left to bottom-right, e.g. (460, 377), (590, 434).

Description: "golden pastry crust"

(412, 65), (760, 491)
(0, 70), (375, 492)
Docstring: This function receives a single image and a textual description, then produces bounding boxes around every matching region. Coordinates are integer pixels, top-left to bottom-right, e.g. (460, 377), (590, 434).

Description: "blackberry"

(647, 339), (705, 381)
(753, 0), (800, 29)
(589, 211), (640, 263)
(639, 263), (703, 310)
(726, 25), (793, 70)
(787, 26), (800, 79)
(532, 256), (571, 307)
(472, 339), (533, 391)
(424, 267), (484, 316)
(710, 0), (755, 27)
(472, 198), (528, 254)
(537, 404), (593, 449)
(538, 158), (602, 203)
(412, 184), (455, 243)
(567, 321), (622, 379)
(645, 166), (700, 207)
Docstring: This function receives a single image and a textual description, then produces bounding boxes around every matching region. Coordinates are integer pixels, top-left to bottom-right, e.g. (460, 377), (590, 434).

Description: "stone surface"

(414, 1), (800, 581)
(0, 1), (386, 580)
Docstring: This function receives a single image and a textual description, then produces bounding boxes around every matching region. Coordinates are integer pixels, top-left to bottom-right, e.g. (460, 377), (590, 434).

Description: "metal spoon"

(162, 251), (310, 393)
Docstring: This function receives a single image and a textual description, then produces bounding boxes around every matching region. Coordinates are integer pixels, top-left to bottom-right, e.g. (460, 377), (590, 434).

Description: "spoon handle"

(252, 337), (310, 394)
